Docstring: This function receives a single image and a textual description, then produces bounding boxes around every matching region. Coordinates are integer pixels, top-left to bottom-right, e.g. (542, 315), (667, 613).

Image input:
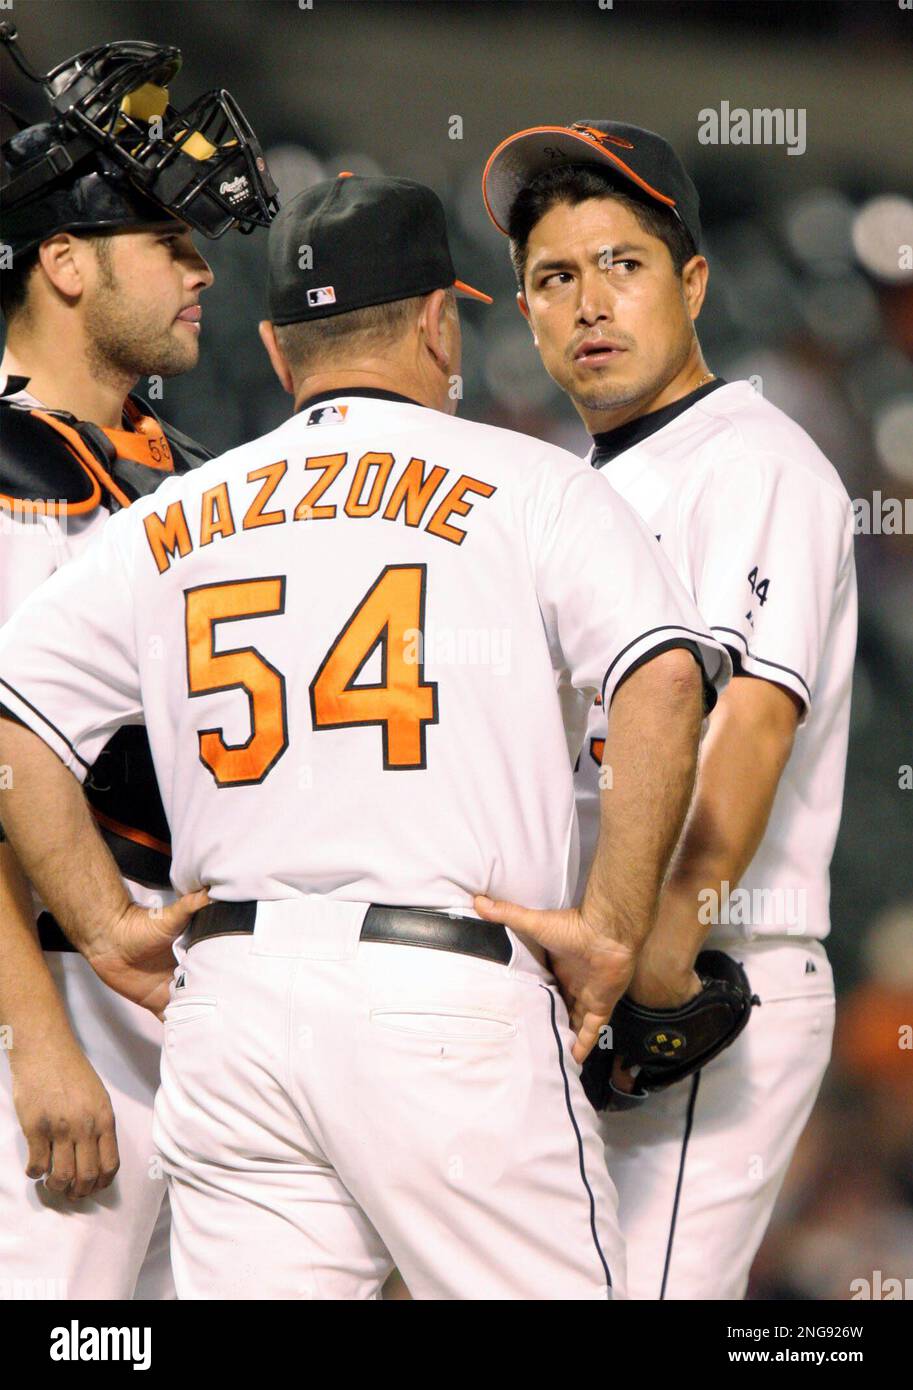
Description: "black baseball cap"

(267, 172), (492, 325)
(482, 120), (701, 251)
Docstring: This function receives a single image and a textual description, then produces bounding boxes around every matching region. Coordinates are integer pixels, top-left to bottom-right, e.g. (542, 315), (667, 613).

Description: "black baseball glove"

(580, 949), (760, 1112)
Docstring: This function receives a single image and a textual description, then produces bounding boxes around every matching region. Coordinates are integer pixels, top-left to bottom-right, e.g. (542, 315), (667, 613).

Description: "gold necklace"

(696, 371), (715, 388)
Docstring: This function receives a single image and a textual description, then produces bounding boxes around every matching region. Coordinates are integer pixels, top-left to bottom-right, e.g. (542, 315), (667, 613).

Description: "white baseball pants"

(154, 897), (626, 1301)
(601, 937), (835, 1299)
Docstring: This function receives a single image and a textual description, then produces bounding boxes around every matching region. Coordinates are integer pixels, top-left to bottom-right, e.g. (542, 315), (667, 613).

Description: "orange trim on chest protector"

(1, 406), (177, 516)
(121, 399), (176, 472)
(30, 411), (135, 511)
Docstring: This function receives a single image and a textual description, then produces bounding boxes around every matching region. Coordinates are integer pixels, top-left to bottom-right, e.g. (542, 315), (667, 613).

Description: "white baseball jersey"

(0, 390), (728, 912)
(576, 379), (857, 940)
(0, 377), (185, 900)
(0, 382), (120, 916)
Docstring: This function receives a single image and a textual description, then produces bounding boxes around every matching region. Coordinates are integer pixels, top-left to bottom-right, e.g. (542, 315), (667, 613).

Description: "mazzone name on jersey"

(143, 450), (498, 574)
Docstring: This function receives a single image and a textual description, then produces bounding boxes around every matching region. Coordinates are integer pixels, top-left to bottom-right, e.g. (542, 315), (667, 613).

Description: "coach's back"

(2, 391), (724, 909)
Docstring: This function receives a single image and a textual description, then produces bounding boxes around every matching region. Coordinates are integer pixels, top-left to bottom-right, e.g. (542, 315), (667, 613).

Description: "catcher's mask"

(0, 23), (279, 257)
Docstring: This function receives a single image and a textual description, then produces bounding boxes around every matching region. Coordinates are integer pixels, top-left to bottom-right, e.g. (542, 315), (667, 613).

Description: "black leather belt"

(186, 900), (512, 966)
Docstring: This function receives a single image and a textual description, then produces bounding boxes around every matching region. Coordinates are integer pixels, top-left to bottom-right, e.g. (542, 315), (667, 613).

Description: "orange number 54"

(184, 566), (437, 784)
(310, 564), (438, 770)
(185, 577), (289, 787)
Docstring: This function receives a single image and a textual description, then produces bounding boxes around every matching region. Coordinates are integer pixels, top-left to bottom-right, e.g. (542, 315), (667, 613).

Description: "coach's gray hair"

(275, 287), (457, 376)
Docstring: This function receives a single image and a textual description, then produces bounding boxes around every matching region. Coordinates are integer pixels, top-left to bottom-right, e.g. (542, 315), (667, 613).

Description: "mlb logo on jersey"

(304, 403), (349, 427)
(306, 285), (336, 307)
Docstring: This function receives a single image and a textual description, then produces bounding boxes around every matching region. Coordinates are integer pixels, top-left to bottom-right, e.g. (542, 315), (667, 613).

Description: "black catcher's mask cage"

(2, 33), (279, 241)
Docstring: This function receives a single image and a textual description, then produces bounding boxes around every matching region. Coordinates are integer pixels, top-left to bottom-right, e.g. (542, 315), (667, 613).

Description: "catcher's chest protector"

(0, 383), (211, 886)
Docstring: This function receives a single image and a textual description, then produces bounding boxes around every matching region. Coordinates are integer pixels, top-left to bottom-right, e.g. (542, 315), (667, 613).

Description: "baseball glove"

(580, 949), (760, 1112)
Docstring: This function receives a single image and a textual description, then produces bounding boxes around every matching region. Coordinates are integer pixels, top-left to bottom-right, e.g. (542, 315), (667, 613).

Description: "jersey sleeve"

(533, 461), (730, 707)
(0, 515), (62, 840)
(0, 513), (61, 625)
(688, 453), (854, 715)
(0, 509), (142, 781)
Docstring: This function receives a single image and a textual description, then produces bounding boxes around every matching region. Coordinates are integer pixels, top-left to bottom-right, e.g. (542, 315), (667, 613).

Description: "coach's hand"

(473, 894), (635, 1062)
(9, 1035), (119, 1199)
(83, 889), (211, 1020)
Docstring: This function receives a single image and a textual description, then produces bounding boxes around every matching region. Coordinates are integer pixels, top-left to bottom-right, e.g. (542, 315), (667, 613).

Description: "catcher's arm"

(629, 674), (802, 1009)
(0, 717), (133, 953)
(0, 717), (206, 1018)
(0, 838), (121, 1196)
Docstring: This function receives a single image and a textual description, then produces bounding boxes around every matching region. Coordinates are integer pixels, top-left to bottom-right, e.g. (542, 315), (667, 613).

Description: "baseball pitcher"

(482, 119), (857, 1299)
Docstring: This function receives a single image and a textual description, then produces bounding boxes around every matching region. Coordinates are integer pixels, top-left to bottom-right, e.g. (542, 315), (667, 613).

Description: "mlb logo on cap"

(267, 175), (491, 325)
(306, 285), (336, 307)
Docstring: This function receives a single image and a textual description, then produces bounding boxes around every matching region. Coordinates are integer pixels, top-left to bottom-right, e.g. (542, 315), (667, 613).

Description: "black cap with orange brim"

(482, 120), (701, 250)
(267, 172), (491, 326)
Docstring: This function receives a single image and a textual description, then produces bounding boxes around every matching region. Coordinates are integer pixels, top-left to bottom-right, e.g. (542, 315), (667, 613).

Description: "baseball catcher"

(0, 22), (276, 1299)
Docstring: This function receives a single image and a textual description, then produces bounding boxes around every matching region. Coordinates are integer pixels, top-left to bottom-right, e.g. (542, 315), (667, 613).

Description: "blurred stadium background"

(3, 0), (912, 1301)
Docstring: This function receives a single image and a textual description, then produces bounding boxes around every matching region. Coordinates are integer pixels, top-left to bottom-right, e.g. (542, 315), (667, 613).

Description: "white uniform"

(0, 385), (174, 1301)
(0, 390), (729, 1300)
(576, 379), (856, 1299)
